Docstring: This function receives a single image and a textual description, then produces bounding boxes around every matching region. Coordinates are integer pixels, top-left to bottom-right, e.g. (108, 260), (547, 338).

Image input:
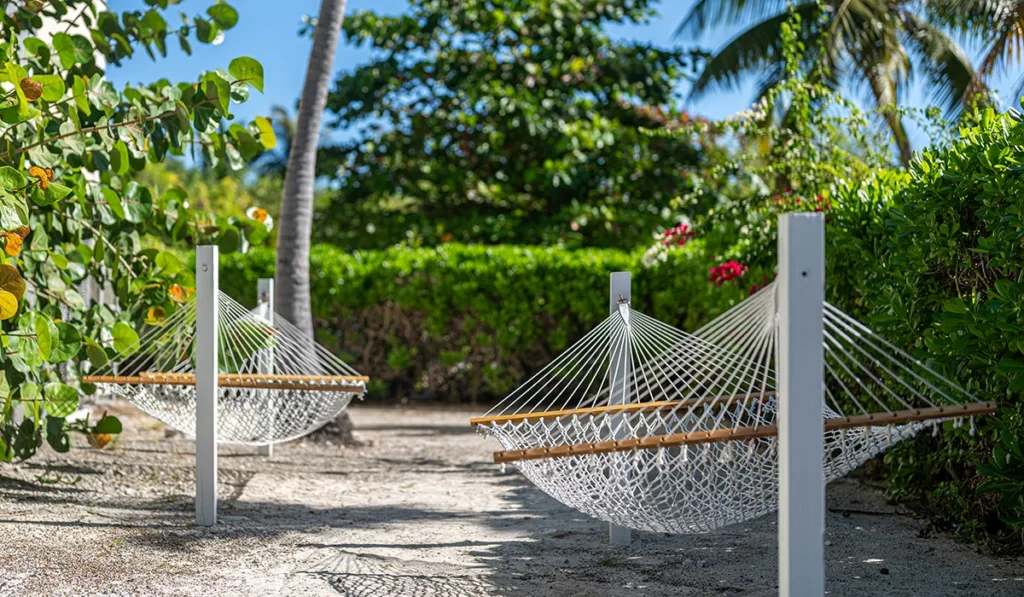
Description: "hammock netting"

(83, 291), (366, 444)
(472, 283), (994, 534)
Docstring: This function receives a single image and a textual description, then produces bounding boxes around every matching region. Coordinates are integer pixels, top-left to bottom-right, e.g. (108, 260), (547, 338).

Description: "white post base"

(609, 524), (632, 546)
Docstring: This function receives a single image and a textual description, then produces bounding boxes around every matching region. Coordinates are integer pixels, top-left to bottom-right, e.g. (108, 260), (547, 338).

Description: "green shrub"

(829, 106), (1024, 551)
(221, 242), (743, 402)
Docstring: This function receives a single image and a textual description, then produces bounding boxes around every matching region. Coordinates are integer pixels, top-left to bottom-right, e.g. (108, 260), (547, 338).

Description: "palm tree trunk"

(276, 0), (347, 338)
(276, 0), (357, 443)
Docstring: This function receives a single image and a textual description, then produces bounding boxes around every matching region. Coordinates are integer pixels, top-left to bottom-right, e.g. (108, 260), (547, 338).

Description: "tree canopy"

(319, 0), (710, 249)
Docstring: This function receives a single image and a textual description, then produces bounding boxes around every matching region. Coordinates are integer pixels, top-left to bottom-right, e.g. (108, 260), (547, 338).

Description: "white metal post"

(608, 271), (633, 547)
(256, 278), (274, 457)
(195, 245), (219, 527)
(778, 213), (825, 595)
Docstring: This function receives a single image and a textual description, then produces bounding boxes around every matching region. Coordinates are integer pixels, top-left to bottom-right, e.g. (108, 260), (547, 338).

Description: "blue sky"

(106, 0), (1020, 150)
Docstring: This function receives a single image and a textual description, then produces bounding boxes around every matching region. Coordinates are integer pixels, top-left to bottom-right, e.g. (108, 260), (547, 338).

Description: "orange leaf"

(168, 284), (194, 304)
(3, 233), (22, 257)
(88, 433), (112, 449)
(19, 78), (42, 101)
(145, 306), (166, 325)
(247, 207), (269, 223)
(28, 166), (52, 190)
(0, 264), (26, 301)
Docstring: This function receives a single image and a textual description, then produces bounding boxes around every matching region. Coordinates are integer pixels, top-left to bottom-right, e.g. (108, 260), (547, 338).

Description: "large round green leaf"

(207, 4), (239, 30)
(253, 116), (276, 149)
(45, 416), (71, 453)
(19, 381), (39, 401)
(110, 140), (130, 176)
(0, 167), (26, 190)
(101, 186), (124, 220)
(93, 415), (122, 435)
(229, 57), (264, 93)
(155, 251), (184, 276)
(122, 182), (153, 224)
(85, 339), (108, 369)
(48, 322), (82, 364)
(32, 74), (66, 102)
(216, 225), (241, 253)
(34, 313), (56, 361)
(111, 321), (139, 354)
(52, 33), (77, 69)
(43, 382), (79, 418)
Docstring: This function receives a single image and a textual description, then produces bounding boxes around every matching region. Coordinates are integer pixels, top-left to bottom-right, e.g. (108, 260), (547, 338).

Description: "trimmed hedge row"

(220, 242), (744, 402)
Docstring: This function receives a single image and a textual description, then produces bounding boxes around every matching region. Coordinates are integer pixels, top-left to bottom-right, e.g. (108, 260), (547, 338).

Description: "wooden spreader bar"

(471, 392), (778, 428)
(490, 400), (996, 464)
(82, 372), (369, 392)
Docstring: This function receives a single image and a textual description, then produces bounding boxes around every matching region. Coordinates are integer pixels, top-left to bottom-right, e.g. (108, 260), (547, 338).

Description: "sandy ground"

(0, 402), (1021, 597)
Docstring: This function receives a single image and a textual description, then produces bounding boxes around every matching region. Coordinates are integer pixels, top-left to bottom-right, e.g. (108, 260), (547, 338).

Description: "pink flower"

(661, 223), (695, 249)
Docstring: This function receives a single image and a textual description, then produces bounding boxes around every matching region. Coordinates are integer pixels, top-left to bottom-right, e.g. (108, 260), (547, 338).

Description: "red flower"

(708, 260), (748, 286)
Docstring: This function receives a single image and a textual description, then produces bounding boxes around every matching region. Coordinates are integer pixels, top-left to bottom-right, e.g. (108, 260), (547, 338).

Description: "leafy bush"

(221, 243), (743, 401)
(834, 105), (1024, 551)
(0, 1), (274, 462)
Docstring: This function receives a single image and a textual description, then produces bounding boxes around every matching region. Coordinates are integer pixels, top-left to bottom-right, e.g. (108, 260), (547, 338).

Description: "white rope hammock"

(83, 290), (366, 444)
(472, 282), (994, 534)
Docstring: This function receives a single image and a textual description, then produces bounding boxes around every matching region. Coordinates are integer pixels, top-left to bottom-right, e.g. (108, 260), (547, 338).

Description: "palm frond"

(974, 2), (1024, 95)
(863, 59), (913, 165)
(675, 0), (793, 39)
(687, 3), (821, 101)
(927, 0), (1016, 36)
(899, 11), (980, 114)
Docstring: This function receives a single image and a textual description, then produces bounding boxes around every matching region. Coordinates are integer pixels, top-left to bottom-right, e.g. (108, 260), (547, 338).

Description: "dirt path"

(0, 402), (1021, 596)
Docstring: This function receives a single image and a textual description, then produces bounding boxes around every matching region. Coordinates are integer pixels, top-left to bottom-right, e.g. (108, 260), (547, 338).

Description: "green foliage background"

(318, 0), (709, 250)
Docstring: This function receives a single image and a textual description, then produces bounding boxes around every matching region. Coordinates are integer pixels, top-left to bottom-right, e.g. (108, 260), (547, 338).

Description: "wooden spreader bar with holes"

(470, 392), (779, 428)
(487, 400), (997, 464)
(82, 372), (370, 392)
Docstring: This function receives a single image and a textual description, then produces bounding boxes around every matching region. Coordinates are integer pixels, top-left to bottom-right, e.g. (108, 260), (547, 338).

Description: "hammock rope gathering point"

(82, 246), (367, 526)
(470, 214), (995, 577)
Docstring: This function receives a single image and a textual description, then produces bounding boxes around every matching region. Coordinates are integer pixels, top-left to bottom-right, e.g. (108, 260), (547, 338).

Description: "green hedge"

(826, 107), (1024, 550)
(221, 242), (743, 402)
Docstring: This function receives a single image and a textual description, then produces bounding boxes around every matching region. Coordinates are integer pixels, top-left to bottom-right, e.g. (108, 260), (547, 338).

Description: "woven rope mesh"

(475, 283), (980, 534)
(86, 291), (365, 444)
